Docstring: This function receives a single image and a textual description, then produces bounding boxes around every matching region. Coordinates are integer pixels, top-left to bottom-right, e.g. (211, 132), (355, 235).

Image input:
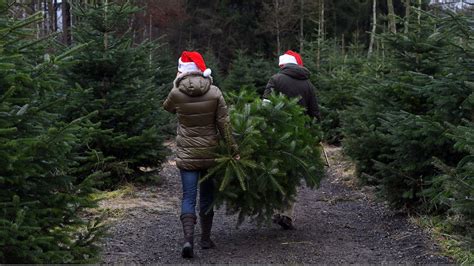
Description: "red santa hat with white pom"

(178, 51), (212, 77)
(279, 50), (304, 67)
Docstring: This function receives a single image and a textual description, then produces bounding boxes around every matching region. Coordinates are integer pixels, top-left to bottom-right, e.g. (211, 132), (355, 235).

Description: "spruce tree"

(204, 90), (325, 224)
(222, 50), (255, 91)
(64, 2), (170, 187)
(203, 50), (224, 87)
(222, 50), (275, 94)
(342, 11), (473, 212)
(0, 2), (102, 263)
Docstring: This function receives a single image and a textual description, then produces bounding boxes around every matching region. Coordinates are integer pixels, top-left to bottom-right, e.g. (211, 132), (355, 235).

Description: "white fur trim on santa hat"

(279, 54), (298, 66)
(178, 58), (200, 73)
(203, 68), (212, 77)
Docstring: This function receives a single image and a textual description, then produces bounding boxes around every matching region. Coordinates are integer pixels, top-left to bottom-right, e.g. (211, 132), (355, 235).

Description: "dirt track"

(101, 146), (452, 264)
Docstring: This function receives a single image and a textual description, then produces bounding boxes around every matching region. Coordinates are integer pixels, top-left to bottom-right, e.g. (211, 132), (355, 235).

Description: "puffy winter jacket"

(264, 64), (321, 120)
(163, 71), (234, 170)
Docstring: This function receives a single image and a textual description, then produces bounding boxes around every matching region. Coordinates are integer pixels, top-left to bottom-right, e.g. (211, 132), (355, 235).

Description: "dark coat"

(264, 64), (321, 120)
(163, 71), (235, 170)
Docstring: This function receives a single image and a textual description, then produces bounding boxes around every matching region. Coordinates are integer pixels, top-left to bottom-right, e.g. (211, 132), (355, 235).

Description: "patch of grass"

(100, 208), (127, 221)
(91, 183), (136, 202)
(411, 215), (473, 265)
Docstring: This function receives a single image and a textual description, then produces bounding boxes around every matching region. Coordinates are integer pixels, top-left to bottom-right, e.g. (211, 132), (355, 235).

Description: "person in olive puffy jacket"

(264, 50), (321, 230)
(163, 51), (237, 258)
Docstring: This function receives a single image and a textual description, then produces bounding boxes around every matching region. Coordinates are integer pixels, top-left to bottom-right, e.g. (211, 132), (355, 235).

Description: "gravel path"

(101, 145), (452, 264)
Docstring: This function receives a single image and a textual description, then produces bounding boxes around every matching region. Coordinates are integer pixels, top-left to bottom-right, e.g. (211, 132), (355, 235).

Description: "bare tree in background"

(317, 0), (325, 69)
(404, 0), (411, 33)
(260, 0), (298, 55)
(387, 0), (397, 33)
(368, 0), (377, 58)
(418, 0), (422, 25)
(62, 0), (71, 44)
(299, 0), (304, 53)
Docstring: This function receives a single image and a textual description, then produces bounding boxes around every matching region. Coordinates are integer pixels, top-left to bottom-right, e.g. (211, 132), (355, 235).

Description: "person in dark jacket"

(264, 50), (321, 121)
(264, 50), (321, 230)
(163, 51), (237, 258)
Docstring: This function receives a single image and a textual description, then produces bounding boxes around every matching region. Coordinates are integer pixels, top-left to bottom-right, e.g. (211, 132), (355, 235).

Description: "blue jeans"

(180, 169), (214, 215)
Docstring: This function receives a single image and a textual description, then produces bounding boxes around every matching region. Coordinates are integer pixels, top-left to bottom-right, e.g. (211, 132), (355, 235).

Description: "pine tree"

(0, 2), (102, 263)
(203, 50), (224, 88)
(342, 11), (473, 211)
(426, 121), (474, 253)
(304, 37), (367, 144)
(222, 50), (256, 92)
(63, 2), (170, 187)
(203, 89), (325, 224)
(250, 53), (276, 95)
(222, 50), (275, 94)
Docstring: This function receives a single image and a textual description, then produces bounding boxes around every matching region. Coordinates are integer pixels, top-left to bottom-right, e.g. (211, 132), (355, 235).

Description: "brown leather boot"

(180, 213), (196, 258)
(199, 212), (216, 249)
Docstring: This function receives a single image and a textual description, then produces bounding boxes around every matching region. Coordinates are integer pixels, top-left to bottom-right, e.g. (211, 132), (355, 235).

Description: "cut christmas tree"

(202, 89), (325, 225)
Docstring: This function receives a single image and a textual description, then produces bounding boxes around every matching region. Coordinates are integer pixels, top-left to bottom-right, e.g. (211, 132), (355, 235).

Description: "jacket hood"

(174, 71), (212, 97)
(280, 64), (311, 80)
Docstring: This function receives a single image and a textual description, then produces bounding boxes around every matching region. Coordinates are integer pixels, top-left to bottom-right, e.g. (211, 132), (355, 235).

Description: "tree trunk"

(299, 0), (304, 53)
(43, 0), (48, 35)
(368, 0), (377, 58)
(104, 0), (108, 50)
(275, 0), (281, 55)
(341, 34), (345, 57)
(404, 0), (410, 33)
(417, 0), (421, 26)
(317, 0), (324, 70)
(321, 0), (325, 41)
(387, 0), (396, 33)
(47, 0), (56, 32)
(62, 0), (71, 44)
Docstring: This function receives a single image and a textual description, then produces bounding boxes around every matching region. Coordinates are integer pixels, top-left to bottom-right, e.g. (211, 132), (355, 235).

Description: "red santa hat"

(178, 51), (212, 77)
(278, 50), (304, 67)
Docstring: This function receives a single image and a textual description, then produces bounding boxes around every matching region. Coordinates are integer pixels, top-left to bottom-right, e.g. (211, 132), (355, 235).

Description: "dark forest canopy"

(13, 0), (461, 69)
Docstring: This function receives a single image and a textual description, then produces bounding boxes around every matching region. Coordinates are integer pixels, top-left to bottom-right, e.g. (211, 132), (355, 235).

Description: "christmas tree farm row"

(220, 10), (473, 259)
(310, 12), (473, 259)
(0, 2), (172, 263)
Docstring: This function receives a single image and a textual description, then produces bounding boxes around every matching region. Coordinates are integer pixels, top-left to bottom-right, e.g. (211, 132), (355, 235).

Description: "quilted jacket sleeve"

(163, 89), (177, 114)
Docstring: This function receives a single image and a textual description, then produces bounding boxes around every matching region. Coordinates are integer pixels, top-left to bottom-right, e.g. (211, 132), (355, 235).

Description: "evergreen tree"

(222, 50), (256, 91)
(204, 89), (325, 224)
(203, 49), (224, 87)
(305, 38), (368, 144)
(342, 11), (473, 212)
(425, 121), (474, 253)
(0, 2), (102, 263)
(64, 2), (170, 187)
(251, 53), (276, 95)
(222, 50), (275, 94)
